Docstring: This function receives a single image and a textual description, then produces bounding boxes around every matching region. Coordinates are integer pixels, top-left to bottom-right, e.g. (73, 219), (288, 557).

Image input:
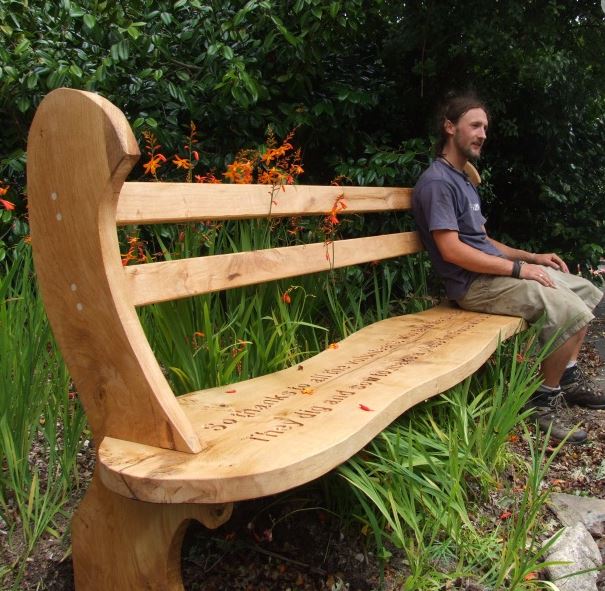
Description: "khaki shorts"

(457, 267), (604, 350)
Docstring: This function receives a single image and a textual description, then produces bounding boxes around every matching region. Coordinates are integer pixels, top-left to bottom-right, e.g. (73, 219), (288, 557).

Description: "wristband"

(512, 260), (521, 279)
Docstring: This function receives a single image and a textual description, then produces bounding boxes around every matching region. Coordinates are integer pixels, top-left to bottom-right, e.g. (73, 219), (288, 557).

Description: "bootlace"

(546, 391), (568, 412)
(574, 366), (591, 383)
(569, 367), (602, 394)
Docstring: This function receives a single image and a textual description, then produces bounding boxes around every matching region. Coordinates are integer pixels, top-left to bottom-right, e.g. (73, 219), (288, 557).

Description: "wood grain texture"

(98, 305), (526, 504)
(72, 473), (232, 590)
(27, 88), (200, 453)
(117, 183), (413, 224)
(125, 232), (423, 306)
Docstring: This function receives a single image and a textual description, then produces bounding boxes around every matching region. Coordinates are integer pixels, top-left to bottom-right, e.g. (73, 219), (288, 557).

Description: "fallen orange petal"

(524, 572), (538, 581)
(302, 387), (314, 395)
(359, 404), (373, 412)
(226, 389), (237, 394)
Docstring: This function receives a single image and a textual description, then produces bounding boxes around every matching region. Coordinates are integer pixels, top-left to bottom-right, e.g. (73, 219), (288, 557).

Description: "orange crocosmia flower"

(0, 185), (8, 196)
(259, 168), (286, 185)
(143, 159), (155, 175)
(121, 253), (134, 266)
(173, 155), (193, 170)
(261, 143), (293, 164)
(143, 154), (166, 175)
(0, 198), (15, 211)
(281, 292), (292, 304)
(516, 353), (525, 363)
(327, 343), (339, 350)
(191, 331), (206, 347)
(121, 235), (146, 265)
(195, 173), (221, 184)
(325, 194), (347, 227)
(224, 160), (253, 184)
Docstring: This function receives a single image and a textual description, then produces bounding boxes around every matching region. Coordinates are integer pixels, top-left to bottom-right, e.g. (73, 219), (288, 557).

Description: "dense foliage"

(1, 0), (604, 265)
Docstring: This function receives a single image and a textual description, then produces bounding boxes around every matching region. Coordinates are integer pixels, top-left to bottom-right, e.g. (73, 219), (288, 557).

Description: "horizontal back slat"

(125, 231), (422, 306)
(116, 183), (413, 225)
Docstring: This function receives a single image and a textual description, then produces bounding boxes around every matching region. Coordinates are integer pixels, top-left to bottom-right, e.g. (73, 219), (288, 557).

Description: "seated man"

(412, 92), (604, 443)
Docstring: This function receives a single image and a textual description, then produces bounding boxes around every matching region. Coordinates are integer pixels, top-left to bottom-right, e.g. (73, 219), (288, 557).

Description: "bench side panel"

(27, 88), (200, 453)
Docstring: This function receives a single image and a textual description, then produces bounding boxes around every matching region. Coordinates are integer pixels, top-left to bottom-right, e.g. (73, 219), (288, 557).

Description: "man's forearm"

(487, 237), (536, 262)
(433, 230), (515, 276)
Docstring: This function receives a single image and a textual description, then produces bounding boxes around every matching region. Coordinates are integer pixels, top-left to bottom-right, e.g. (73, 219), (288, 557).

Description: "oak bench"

(27, 88), (525, 590)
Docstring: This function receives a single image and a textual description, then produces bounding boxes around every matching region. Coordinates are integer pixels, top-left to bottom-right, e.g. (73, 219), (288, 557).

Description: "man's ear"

(444, 118), (455, 136)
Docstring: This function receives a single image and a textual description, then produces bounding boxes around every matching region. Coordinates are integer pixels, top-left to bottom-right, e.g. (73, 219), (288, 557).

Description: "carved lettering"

(324, 390), (356, 405)
(292, 405), (333, 419)
(245, 418), (305, 442)
(204, 315), (492, 440)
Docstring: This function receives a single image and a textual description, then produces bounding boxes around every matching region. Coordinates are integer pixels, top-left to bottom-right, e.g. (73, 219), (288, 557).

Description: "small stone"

(354, 552), (364, 562)
(544, 522), (602, 591)
(549, 492), (605, 536)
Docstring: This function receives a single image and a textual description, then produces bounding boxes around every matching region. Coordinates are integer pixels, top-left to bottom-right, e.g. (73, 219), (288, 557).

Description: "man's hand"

(519, 263), (557, 287)
(533, 253), (569, 273)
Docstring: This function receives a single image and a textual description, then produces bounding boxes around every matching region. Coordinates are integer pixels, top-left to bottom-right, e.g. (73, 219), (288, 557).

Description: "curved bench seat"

(99, 305), (524, 504)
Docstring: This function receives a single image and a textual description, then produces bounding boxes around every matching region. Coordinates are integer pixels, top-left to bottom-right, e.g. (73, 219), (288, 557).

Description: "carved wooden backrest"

(28, 88), (481, 454)
(28, 89), (200, 453)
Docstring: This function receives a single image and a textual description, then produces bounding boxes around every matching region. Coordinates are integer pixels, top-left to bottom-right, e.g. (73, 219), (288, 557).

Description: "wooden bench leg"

(71, 472), (233, 590)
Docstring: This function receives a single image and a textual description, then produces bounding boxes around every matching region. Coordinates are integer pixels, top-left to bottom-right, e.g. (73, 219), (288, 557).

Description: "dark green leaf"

(83, 14), (96, 29)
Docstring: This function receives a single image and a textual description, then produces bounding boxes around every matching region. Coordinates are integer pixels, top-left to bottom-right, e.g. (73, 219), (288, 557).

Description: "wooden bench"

(27, 88), (525, 590)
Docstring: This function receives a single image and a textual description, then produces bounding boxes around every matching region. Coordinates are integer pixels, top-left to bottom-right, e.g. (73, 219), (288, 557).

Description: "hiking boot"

(524, 391), (588, 444)
(560, 365), (605, 409)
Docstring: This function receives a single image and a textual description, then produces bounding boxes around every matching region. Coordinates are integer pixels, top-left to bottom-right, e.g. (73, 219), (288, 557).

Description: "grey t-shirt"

(412, 159), (504, 300)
